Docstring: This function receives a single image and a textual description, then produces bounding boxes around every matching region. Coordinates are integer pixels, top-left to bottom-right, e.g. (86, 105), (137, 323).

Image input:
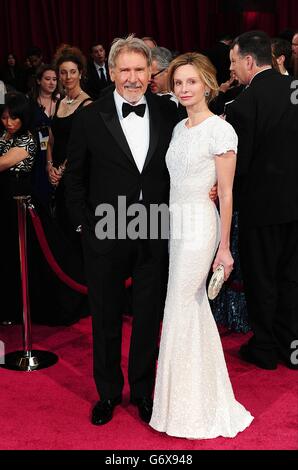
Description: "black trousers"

(239, 219), (298, 364)
(82, 237), (168, 401)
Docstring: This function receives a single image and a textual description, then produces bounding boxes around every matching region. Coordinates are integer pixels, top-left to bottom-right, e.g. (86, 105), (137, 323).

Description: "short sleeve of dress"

(13, 133), (37, 172)
(210, 118), (238, 156)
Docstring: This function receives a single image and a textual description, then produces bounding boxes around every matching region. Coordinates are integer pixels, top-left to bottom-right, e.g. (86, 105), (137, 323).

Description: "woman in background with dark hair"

(29, 64), (59, 207)
(1, 53), (26, 92)
(0, 92), (37, 324)
(47, 46), (91, 214)
(42, 46), (91, 325)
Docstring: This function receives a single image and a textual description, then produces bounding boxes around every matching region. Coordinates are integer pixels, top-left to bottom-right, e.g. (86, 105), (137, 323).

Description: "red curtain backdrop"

(1, 0), (298, 65)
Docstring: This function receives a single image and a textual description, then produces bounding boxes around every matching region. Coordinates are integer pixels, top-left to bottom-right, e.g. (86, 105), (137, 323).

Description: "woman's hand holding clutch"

(212, 247), (234, 281)
(208, 248), (234, 300)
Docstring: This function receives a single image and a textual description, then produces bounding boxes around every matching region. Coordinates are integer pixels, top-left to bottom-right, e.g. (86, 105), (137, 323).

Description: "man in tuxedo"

(85, 42), (112, 100)
(150, 47), (187, 121)
(271, 37), (292, 75)
(226, 30), (298, 370)
(64, 35), (180, 426)
(150, 47), (173, 95)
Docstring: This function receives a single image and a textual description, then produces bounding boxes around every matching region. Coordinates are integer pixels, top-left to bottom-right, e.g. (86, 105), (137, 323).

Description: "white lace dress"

(149, 115), (253, 439)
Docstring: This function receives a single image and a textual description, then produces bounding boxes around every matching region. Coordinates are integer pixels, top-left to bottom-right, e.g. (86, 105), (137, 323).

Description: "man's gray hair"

(108, 34), (152, 69)
(151, 47), (173, 70)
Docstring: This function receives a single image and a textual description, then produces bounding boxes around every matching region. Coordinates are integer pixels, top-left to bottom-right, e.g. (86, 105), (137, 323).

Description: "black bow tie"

(122, 102), (146, 118)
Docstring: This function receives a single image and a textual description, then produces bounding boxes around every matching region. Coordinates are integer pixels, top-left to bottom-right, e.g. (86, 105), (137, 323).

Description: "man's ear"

(246, 55), (254, 70)
(277, 55), (285, 66)
(109, 68), (115, 82)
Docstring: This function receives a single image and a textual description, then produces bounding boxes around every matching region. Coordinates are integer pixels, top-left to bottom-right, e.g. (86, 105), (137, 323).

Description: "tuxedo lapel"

(143, 93), (160, 172)
(98, 95), (137, 169)
(98, 92), (161, 172)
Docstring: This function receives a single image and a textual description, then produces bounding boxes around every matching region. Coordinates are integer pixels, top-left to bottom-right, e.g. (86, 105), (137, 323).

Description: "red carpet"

(0, 317), (297, 450)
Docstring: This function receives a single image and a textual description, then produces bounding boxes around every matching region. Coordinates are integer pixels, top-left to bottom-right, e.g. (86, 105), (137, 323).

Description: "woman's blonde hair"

(168, 52), (219, 104)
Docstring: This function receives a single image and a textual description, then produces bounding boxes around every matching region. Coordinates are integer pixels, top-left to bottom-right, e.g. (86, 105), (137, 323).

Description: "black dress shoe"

(131, 397), (153, 423)
(239, 344), (277, 370)
(91, 396), (122, 425)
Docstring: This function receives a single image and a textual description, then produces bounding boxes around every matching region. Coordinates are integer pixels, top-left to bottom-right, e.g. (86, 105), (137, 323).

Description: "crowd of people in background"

(0, 28), (298, 332)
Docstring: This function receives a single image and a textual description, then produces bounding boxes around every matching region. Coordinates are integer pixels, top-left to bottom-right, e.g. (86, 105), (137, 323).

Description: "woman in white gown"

(149, 53), (253, 439)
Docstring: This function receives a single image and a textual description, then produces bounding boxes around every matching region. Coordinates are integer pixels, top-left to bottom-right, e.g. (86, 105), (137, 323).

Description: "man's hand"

(48, 165), (62, 187)
(209, 184), (218, 202)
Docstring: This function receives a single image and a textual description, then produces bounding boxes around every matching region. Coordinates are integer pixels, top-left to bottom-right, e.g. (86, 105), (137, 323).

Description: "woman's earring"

(204, 90), (210, 97)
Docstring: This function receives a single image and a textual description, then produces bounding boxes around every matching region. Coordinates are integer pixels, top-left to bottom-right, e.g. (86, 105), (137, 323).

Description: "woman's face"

(7, 54), (16, 67)
(59, 61), (81, 91)
(1, 110), (22, 135)
(173, 64), (207, 107)
(38, 70), (57, 94)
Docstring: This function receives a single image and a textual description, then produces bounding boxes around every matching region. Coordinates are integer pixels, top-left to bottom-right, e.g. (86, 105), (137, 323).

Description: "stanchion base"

(0, 350), (58, 371)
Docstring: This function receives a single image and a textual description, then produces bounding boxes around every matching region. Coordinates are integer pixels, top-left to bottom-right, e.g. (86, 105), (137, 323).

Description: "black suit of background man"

(227, 65), (298, 370)
(84, 43), (112, 100)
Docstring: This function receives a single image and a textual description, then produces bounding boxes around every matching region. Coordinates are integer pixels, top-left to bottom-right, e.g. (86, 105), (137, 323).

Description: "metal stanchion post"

(0, 196), (58, 371)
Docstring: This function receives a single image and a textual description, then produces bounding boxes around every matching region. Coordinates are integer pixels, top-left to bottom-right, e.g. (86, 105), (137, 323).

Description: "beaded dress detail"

(150, 116), (253, 439)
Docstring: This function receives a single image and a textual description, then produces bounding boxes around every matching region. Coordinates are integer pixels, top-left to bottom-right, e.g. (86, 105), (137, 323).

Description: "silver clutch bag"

(208, 264), (225, 300)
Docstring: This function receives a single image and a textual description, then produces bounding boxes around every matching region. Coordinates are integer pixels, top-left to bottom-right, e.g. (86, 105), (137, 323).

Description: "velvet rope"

(28, 205), (88, 294)
(28, 204), (132, 293)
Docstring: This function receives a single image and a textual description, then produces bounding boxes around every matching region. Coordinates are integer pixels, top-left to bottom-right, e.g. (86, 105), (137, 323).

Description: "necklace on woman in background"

(38, 95), (54, 117)
(65, 89), (83, 105)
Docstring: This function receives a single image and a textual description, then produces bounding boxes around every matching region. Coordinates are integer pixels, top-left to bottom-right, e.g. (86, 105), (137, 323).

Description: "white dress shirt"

(113, 90), (149, 174)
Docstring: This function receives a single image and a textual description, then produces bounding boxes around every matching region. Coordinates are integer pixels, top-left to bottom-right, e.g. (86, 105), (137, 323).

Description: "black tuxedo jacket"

(64, 91), (178, 254)
(84, 61), (112, 100)
(226, 68), (298, 227)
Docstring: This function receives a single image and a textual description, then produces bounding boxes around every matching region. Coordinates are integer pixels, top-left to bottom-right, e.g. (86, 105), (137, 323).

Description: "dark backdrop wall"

(1, 0), (298, 64)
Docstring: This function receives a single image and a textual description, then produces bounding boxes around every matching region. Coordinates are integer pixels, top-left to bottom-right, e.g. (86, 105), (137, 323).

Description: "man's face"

(109, 51), (151, 104)
(292, 34), (298, 58)
(29, 54), (42, 69)
(91, 45), (106, 65)
(150, 60), (168, 94)
(230, 45), (250, 85)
